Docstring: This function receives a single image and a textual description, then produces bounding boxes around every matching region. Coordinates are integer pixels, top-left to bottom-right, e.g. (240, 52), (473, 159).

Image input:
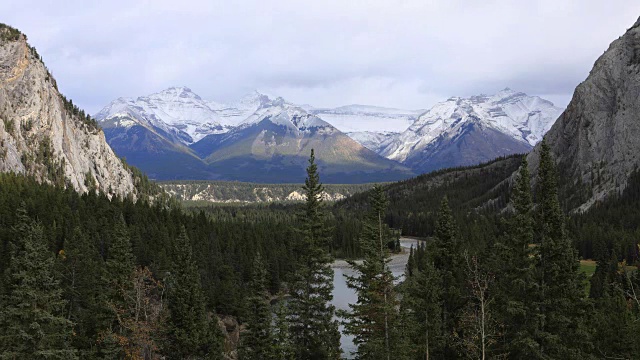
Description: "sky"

(2, 0), (640, 114)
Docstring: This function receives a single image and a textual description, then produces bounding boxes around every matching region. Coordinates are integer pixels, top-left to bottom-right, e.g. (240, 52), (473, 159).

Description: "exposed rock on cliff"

(0, 25), (136, 198)
(528, 18), (640, 211)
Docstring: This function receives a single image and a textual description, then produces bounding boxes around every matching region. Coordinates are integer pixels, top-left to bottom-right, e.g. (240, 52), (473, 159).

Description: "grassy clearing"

(580, 260), (597, 278)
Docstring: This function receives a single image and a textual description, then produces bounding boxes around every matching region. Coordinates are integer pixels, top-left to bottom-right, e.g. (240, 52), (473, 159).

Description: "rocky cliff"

(0, 25), (136, 198)
(528, 17), (640, 211)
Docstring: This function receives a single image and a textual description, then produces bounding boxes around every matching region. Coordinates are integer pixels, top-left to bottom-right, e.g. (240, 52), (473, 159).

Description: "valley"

(1, 7), (640, 360)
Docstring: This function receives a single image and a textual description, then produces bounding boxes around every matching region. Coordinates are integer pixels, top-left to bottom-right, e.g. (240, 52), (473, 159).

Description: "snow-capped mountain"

(95, 86), (228, 144)
(96, 89), (414, 183)
(346, 131), (399, 153)
(191, 97), (413, 183)
(305, 104), (421, 133)
(378, 89), (563, 172)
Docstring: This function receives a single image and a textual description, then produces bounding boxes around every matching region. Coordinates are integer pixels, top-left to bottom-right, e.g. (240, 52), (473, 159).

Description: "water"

(331, 238), (424, 358)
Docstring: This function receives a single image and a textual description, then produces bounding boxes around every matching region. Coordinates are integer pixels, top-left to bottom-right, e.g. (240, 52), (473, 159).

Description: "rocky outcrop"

(0, 25), (136, 198)
(528, 18), (640, 211)
(218, 315), (241, 360)
(160, 181), (365, 203)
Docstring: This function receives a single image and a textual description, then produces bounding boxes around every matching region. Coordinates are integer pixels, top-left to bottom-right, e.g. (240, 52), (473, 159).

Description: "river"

(330, 238), (424, 358)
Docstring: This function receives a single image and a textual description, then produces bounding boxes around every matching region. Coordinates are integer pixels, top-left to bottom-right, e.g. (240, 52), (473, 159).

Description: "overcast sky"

(2, 1), (640, 113)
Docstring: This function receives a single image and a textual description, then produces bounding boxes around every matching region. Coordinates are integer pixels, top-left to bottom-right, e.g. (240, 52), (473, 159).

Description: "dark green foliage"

(288, 149), (341, 359)
(165, 228), (223, 359)
(431, 196), (466, 357)
(0, 23), (21, 42)
(341, 186), (403, 359)
(0, 206), (77, 359)
(239, 252), (274, 360)
(533, 141), (591, 359)
(272, 296), (295, 360)
(334, 155), (522, 258)
(58, 227), (106, 355)
(400, 242), (443, 359)
(60, 94), (100, 131)
(491, 157), (539, 357)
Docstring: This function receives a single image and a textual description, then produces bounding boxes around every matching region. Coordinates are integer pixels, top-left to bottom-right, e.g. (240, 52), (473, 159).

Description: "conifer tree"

(492, 157), (539, 358)
(0, 206), (77, 359)
(589, 244), (639, 358)
(401, 245), (443, 360)
(98, 214), (136, 359)
(273, 295), (295, 360)
(342, 186), (402, 360)
(165, 227), (223, 359)
(288, 149), (341, 359)
(432, 196), (465, 358)
(534, 141), (591, 358)
(239, 252), (274, 359)
(59, 227), (106, 355)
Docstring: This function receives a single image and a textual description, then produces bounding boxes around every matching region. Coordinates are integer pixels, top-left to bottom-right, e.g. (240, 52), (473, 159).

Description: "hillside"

(160, 181), (377, 204)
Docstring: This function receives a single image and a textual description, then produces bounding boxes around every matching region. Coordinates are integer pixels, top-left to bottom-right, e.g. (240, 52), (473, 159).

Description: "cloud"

(1, 0), (639, 113)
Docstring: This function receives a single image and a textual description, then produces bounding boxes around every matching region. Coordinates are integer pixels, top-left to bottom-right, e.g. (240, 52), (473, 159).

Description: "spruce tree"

(492, 157), (540, 358)
(98, 214), (136, 359)
(239, 252), (274, 359)
(273, 295), (295, 360)
(288, 149), (341, 359)
(59, 227), (106, 355)
(0, 206), (77, 359)
(534, 141), (591, 358)
(165, 227), (223, 359)
(342, 186), (402, 360)
(432, 196), (465, 358)
(589, 245), (639, 358)
(401, 245), (443, 360)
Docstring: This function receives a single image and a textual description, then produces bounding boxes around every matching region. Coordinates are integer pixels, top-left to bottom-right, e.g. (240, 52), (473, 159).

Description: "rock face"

(0, 25), (136, 197)
(528, 18), (640, 211)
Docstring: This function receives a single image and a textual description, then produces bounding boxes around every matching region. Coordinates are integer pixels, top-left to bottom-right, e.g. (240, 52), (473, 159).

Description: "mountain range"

(95, 87), (562, 183)
(2, 13), (639, 210)
(96, 89), (413, 183)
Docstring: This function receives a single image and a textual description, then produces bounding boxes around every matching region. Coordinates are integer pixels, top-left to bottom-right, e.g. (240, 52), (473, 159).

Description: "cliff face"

(0, 26), (136, 198)
(529, 18), (640, 211)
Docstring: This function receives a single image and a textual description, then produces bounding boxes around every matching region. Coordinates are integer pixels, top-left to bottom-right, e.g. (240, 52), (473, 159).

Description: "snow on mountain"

(238, 96), (333, 131)
(213, 90), (272, 127)
(380, 88), (563, 162)
(346, 131), (399, 153)
(307, 105), (422, 133)
(95, 86), (229, 143)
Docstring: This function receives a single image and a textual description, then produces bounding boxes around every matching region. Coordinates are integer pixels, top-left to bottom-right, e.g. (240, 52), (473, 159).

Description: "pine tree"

(288, 149), (341, 359)
(273, 295), (295, 360)
(0, 206), (77, 359)
(165, 227), (223, 359)
(98, 214), (136, 359)
(432, 196), (465, 358)
(342, 186), (402, 360)
(401, 244), (443, 360)
(239, 252), (274, 359)
(534, 141), (591, 358)
(589, 246), (639, 358)
(59, 226), (106, 355)
(492, 157), (540, 358)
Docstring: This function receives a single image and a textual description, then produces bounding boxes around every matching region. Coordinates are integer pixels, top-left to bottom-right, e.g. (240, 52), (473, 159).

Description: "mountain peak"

(379, 90), (564, 164)
(153, 86), (202, 100)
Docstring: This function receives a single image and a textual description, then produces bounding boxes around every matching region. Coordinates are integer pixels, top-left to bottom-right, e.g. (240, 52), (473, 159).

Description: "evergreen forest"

(0, 146), (639, 359)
